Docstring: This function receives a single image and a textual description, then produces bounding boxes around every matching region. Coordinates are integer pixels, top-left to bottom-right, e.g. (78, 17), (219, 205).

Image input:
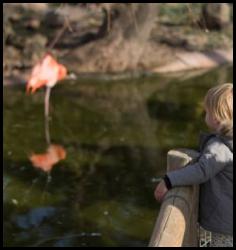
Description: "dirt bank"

(3, 3), (233, 85)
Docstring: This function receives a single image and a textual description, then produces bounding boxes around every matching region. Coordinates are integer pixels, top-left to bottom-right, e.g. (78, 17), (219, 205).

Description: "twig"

(107, 8), (111, 33)
(46, 21), (68, 51)
(46, 4), (74, 51)
(186, 3), (208, 33)
(129, 3), (139, 34)
(30, 233), (102, 247)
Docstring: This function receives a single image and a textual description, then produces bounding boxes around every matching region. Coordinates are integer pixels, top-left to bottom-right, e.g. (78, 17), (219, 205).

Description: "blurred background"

(3, 3), (233, 247)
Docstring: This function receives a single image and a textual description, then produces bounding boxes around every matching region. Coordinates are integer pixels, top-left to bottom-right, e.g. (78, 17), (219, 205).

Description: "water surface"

(3, 66), (232, 247)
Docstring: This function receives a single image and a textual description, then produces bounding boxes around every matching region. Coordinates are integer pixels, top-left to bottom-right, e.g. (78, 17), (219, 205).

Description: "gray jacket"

(166, 132), (233, 235)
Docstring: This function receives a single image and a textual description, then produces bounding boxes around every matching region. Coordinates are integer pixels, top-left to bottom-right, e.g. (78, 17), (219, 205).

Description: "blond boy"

(154, 83), (233, 247)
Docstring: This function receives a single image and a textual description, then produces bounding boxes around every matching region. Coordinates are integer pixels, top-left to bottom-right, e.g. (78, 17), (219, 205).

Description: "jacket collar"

(199, 131), (216, 152)
(199, 131), (233, 152)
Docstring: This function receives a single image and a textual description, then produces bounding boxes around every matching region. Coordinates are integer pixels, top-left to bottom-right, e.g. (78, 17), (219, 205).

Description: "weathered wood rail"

(149, 149), (200, 247)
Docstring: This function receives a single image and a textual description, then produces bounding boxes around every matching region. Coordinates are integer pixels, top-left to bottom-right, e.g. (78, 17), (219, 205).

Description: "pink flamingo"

(26, 53), (67, 144)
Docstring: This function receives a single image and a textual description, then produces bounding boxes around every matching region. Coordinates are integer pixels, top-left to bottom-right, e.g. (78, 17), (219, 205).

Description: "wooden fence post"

(149, 149), (200, 247)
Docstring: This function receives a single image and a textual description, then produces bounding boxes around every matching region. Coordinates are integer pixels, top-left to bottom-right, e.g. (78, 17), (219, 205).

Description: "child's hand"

(154, 180), (168, 202)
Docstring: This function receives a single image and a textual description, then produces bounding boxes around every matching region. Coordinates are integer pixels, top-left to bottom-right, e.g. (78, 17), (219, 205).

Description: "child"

(154, 83), (233, 247)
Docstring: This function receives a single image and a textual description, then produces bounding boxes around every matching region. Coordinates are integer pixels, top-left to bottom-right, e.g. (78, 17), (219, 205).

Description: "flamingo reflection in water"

(29, 144), (66, 173)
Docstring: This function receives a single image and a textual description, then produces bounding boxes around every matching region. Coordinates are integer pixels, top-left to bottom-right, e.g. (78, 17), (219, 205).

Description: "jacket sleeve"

(166, 138), (233, 187)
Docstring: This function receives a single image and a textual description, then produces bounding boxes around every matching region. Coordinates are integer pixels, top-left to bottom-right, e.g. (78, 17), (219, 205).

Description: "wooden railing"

(149, 149), (200, 247)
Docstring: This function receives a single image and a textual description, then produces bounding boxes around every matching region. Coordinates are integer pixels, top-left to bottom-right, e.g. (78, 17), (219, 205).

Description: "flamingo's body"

(27, 53), (67, 93)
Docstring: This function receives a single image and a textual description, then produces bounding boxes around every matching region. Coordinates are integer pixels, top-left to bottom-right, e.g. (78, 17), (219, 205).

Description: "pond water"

(3, 66), (232, 247)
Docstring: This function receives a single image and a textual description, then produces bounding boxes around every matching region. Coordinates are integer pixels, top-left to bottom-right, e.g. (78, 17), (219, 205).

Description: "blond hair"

(204, 83), (233, 138)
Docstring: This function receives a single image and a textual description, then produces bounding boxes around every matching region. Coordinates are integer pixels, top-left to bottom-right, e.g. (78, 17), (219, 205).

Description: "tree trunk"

(64, 3), (159, 73)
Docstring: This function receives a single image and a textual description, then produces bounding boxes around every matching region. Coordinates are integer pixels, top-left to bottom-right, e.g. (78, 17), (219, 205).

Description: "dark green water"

(3, 66), (232, 247)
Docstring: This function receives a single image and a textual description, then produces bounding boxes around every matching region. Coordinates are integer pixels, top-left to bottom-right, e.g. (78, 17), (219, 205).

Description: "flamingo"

(27, 53), (67, 115)
(26, 53), (67, 144)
